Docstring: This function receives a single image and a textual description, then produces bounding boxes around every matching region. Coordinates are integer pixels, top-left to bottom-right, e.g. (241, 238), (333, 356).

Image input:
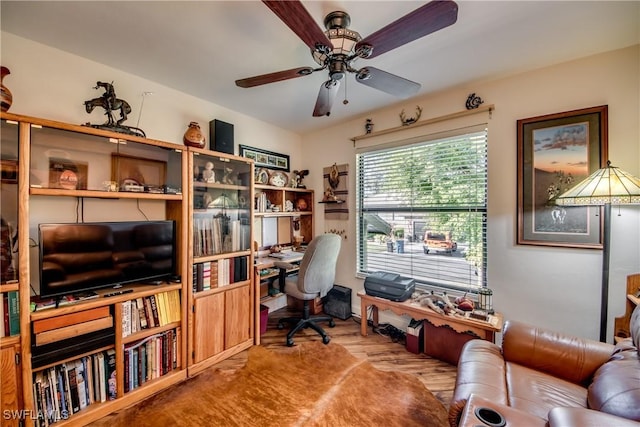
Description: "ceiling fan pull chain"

(343, 76), (349, 105)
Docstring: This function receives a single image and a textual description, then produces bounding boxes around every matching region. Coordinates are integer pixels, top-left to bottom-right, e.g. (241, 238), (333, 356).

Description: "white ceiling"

(1, 1), (638, 135)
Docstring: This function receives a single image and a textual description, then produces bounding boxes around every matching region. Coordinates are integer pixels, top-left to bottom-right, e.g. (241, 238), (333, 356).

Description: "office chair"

(274, 234), (341, 346)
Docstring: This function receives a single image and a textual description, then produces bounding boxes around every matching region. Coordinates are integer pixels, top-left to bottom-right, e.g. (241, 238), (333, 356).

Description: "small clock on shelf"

(269, 171), (288, 187)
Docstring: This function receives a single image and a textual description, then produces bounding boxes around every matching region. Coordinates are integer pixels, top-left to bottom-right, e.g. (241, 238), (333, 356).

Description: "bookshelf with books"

(187, 147), (255, 375)
(253, 184), (314, 250)
(0, 111), (189, 426)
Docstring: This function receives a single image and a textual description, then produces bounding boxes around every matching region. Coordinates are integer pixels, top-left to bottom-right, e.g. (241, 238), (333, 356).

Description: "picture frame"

(48, 158), (88, 190)
(111, 154), (167, 191)
(517, 105), (608, 248)
(239, 144), (289, 172)
(0, 159), (18, 184)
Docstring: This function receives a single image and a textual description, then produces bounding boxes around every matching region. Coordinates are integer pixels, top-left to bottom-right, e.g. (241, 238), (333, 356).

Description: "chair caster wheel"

(329, 319), (335, 328)
(286, 338), (294, 347)
(277, 323), (284, 330)
(322, 335), (331, 345)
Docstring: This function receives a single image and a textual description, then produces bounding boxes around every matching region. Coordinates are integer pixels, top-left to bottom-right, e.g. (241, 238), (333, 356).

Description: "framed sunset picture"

(517, 105), (608, 248)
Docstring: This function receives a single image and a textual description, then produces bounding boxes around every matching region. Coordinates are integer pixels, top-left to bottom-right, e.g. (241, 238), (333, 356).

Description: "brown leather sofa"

(449, 305), (640, 426)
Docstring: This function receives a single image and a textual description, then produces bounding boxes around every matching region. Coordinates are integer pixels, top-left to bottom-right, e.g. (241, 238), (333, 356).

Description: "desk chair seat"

(273, 234), (341, 347)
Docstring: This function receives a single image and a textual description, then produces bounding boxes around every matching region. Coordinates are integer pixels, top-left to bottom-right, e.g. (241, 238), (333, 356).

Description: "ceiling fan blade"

(355, 67), (420, 98)
(263, 0), (332, 53)
(235, 67), (314, 88)
(313, 80), (340, 117)
(356, 0), (458, 59)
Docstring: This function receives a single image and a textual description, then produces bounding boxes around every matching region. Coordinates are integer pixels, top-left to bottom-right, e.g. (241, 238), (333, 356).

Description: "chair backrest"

(297, 234), (341, 297)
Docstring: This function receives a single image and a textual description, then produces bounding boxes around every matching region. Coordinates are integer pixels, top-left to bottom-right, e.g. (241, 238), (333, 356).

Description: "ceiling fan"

(235, 0), (459, 117)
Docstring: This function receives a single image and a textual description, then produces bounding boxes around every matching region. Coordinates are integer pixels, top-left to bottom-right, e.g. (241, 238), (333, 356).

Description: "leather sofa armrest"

(502, 320), (614, 385)
(448, 340), (508, 427)
(548, 407), (640, 427)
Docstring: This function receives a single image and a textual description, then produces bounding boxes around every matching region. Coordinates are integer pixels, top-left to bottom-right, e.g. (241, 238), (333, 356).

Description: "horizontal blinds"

(356, 129), (488, 290)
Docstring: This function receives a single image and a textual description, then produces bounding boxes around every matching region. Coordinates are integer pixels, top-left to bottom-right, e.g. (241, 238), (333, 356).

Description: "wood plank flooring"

(215, 307), (458, 408)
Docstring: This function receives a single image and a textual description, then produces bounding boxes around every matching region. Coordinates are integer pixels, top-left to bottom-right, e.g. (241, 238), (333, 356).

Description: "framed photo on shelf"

(0, 159), (18, 184)
(111, 154), (167, 190)
(48, 158), (88, 190)
(239, 144), (289, 172)
(517, 105), (608, 248)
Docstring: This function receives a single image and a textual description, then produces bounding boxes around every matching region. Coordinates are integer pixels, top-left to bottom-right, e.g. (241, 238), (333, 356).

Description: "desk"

(358, 291), (502, 342)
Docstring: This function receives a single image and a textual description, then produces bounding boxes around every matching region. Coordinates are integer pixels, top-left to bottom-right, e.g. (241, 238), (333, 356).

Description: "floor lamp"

(555, 161), (640, 342)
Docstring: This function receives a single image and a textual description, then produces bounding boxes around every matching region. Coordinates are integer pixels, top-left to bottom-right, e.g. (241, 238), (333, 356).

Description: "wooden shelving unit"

(186, 147), (255, 376)
(1, 111), (189, 426)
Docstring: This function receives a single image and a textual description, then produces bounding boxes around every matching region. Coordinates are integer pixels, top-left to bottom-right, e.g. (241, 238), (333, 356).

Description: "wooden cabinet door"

(225, 286), (250, 349)
(192, 293), (225, 363)
(0, 343), (22, 427)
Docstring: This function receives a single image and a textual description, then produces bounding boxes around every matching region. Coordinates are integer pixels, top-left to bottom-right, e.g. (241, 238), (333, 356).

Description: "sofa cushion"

(587, 344), (640, 421)
(506, 362), (588, 420)
(548, 407), (640, 427)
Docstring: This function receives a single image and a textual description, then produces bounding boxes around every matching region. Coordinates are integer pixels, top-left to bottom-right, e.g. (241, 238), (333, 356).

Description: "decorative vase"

(1, 66), (13, 112)
(183, 121), (206, 148)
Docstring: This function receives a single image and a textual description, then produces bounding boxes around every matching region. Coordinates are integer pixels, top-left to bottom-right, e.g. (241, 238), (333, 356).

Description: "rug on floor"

(89, 341), (448, 427)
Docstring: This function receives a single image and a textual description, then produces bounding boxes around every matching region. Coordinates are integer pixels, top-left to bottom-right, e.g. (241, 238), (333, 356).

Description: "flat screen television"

(38, 220), (177, 299)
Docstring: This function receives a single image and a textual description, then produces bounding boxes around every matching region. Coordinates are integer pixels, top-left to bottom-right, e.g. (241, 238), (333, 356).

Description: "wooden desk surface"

(358, 291), (503, 341)
(254, 251), (304, 270)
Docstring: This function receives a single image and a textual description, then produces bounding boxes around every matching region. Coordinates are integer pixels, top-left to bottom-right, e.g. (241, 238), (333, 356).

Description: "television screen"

(38, 220), (176, 298)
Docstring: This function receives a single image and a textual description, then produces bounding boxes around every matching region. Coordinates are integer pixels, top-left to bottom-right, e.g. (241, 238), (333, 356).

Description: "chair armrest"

(548, 407), (640, 427)
(502, 320), (614, 385)
(449, 340), (508, 427)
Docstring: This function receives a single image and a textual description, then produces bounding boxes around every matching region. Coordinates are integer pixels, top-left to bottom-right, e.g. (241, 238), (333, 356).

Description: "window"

(356, 128), (488, 291)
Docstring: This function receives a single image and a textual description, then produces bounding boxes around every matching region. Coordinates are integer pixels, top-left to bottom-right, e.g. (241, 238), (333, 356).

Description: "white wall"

(302, 45), (640, 341)
(3, 30), (639, 340)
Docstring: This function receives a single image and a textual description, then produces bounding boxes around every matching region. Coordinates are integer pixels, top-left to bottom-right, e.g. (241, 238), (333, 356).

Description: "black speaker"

(324, 285), (352, 320)
(209, 119), (234, 154)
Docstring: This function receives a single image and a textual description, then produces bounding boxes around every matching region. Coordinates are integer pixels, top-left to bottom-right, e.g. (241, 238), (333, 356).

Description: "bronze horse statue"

(84, 81), (132, 126)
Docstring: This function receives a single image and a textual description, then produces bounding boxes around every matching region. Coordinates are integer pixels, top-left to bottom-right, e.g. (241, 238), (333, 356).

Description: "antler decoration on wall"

(326, 229), (347, 239)
(399, 106), (423, 126)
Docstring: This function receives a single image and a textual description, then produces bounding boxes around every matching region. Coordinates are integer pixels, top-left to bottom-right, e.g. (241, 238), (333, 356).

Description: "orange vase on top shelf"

(183, 121), (206, 148)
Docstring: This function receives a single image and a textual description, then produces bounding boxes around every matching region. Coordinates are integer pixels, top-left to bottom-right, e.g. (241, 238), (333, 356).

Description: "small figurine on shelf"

(365, 118), (373, 134)
(202, 161), (215, 183)
(222, 166), (235, 185)
(292, 169), (309, 188)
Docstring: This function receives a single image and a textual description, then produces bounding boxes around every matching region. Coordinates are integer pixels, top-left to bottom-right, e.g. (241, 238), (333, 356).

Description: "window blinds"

(356, 129), (488, 291)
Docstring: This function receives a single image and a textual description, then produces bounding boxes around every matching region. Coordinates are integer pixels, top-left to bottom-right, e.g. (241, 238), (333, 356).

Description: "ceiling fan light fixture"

(312, 11), (361, 65)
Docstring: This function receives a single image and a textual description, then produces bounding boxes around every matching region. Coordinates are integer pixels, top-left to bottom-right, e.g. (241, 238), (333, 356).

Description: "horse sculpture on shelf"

(83, 81), (145, 137)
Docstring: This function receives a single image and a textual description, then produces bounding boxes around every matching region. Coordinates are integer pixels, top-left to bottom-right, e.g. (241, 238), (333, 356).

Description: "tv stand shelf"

(30, 283), (182, 320)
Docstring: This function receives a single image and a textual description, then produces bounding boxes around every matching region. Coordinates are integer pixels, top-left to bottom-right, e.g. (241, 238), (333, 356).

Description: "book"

(144, 296), (155, 328)
(136, 297), (148, 329)
(66, 363), (80, 414)
(7, 291), (19, 335)
(84, 356), (94, 406)
(75, 359), (88, 410)
(96, 352), (106, 403)
(105, 349), (117, 400)
(122, 300), (132, 337)
(149, 295), (160, 327)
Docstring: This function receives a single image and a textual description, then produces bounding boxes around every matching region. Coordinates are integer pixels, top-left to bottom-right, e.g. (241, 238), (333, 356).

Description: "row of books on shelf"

(121, 290), (181, 337)
(192, 216), (250, 257)
(1, 290), (19, 337)
(32, 349), (116, 426)
(192, 256), (249, 292)
(124, 327), (180, 393)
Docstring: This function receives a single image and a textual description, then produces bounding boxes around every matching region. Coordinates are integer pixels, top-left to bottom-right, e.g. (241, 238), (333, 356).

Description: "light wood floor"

(216, 307), (458, 408)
